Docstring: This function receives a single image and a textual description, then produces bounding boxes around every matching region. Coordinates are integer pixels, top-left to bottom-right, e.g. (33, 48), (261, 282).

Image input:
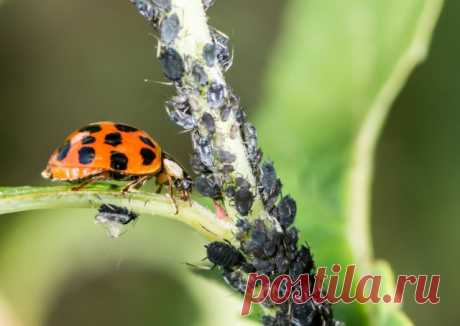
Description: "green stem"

(0, 185), (233, 241)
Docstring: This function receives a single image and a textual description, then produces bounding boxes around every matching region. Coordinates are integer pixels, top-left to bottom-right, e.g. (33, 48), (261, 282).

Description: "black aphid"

(220, 105), (232, 122)
(223, 270), (247, 293)
(289, 245), (315, 280)
(260, 161), (282, 209)
(207, 82), (225, 109)
(206, 241), (245, 270)
(192, 64), (208, 86)
(203, 43), (217, 66)
(200, 113), (216, 135)
(210, 27), (233, 71)
(165, 95), (195, 129)
(154, 0), (172, 12)
(165, 105), (196, 130)
(221, 164), (234, 175)
(234, 108), (247, 124)
(234, 188), (253, 216)
(160, 13), (181, 45)
(190, 151), (211, 174)
(262, 312), (291, 326)
(195, 175), (222, 200)
(192, 132), (213, 169)
(273, 195), (297, 228)
(130, 0), (159, 22)
(202, 0), (216, 11)
(217, 149), (236, 163)
(96, 204), (139, 225)
(159, 47), (185, 81)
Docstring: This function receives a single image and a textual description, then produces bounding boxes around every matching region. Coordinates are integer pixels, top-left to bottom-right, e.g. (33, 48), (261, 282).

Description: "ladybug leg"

(155, 184), (163, 194)
(71, 172), (108, 191)
(122, 175), (151, 194)
(167, 175), (179, 214)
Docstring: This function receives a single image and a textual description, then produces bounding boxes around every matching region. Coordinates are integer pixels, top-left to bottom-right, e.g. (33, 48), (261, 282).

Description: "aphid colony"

(112, 1), (343, 325)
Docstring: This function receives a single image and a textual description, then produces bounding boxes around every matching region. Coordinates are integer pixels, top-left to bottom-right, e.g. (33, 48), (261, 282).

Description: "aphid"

(154, 0), (171, 12)
(262, 312), (291, 326)
(234, 108), (247, 124)
(275, 249), (291, 274)
(192, 64), (208, 86)
(190, 151), (210, 174)
(207, 82), (225, 109)
(96, 204), (138, 225)
(194, 175), (222, 200)
(223, 270), (248, 293)
(200, 113), (215, 135)
(159, 47), (185, 81)
(95, 204), (139, 238)
(42, 121), (192, 213)
(202, 0), (216, 11)
(129, 0), (159, 22)
(192, 132), (213, 169)
(242, 122), (261, 166)
(220, 105), (231, 122)
(217, 149), (236, 163)
(206, 241), (245, 270)
(210, 27), (233, 71)
(165, 96), (196, 130)
(289, 245), (315, 280)
(234, 186), (253, 216)
(160, 13), (180, 45)
(260, 161), (282, 209)
(202, 43), (217, 67)
(225, 177), (254, 216)
(273, 195), (297, 228)
(221, 164), (234, 175)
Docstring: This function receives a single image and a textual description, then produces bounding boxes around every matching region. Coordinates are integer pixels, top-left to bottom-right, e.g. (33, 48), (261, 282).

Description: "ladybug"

(41, 121), (192, 212)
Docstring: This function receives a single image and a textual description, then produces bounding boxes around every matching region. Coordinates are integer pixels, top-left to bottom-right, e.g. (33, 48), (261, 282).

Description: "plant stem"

(0, 186), (233, 241)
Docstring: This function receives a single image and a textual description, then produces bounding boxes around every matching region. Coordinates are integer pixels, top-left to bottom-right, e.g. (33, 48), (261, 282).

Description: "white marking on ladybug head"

(163, 158), (184, 179)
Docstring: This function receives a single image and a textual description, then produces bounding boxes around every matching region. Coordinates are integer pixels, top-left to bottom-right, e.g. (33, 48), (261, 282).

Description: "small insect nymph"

(206, 241), (245, 271)
(41, 121), (192, 212)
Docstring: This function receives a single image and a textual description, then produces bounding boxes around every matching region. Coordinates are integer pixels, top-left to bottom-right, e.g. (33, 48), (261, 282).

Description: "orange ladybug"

(42, 121), (192, 212)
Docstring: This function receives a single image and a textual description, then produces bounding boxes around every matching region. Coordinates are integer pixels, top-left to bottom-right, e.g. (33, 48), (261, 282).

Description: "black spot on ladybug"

(139, 136), (156, 148)
(57, 141), (71, 161)
(79, 124), (101, 133)
(160, 13), (180, 45)
(110, 151), (128, 170)
(140, 148), (156, 165)
(81, 135), (96, 145)
(115, 124), (138, 132)
(104, 132), (123, 147)
(78, 146), (96, 165)
(159, 47), (185, 81)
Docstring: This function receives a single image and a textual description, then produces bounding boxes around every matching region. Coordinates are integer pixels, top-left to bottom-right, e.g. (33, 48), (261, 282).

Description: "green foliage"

(256, 0), (443, 324)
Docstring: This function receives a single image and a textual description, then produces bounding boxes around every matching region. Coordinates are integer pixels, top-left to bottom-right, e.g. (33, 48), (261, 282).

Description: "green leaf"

(256, 0), (443, 324)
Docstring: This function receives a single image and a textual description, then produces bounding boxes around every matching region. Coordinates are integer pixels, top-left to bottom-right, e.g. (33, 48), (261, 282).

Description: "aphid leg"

(71, 172), (107, 191)
(122, 175), (151, 194)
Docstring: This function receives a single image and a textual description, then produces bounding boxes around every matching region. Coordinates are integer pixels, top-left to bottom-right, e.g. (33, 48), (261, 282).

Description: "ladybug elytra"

(42, 121), (192, 212)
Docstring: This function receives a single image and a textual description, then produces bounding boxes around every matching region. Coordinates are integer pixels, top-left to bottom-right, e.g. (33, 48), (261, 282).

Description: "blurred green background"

(0, 0), (454, 325)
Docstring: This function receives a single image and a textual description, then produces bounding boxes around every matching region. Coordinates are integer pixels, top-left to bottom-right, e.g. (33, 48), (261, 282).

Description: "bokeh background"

(0, 0), (454, 325)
